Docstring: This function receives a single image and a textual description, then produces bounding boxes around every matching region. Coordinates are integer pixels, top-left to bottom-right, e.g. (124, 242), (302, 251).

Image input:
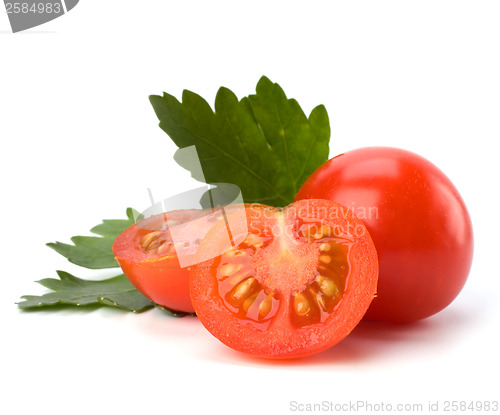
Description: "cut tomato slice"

(112, 209), (209, 313)
(190, 199), (378, 359)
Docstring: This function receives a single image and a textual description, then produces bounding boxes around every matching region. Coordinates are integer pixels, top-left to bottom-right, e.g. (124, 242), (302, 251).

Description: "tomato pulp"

(190, 200), (378, 359)
(295, 147), (474, 323)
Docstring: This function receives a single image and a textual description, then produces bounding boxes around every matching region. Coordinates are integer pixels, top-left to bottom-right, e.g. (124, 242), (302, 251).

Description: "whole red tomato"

(295, 147), (473, 323)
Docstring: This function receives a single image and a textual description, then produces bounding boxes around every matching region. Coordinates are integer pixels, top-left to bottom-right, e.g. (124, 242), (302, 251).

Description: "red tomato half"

(112, 210), (206, 313)
(190, 199), (378, 359)
(295, 147), (474, 323)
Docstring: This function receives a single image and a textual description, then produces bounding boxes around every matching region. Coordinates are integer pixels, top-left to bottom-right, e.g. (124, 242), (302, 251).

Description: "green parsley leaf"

(46, 208), (138, 269)
(20, 208), (193, 316)
(149, 76), (330, 207)
(17, 271), (154, 313)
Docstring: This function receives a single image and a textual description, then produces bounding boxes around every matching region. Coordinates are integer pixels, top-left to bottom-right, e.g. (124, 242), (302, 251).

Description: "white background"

(1, 1), (499, 414)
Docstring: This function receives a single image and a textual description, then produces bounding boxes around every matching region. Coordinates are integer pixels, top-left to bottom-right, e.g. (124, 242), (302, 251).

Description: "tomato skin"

(115, 255), (194, 313)
(190, 200), (378, 359)
(295, 147), (474, 323)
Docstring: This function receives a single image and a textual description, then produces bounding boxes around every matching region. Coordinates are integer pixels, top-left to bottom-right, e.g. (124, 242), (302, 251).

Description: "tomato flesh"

(295, 147), (474, 323)
(190, 199), (378, 359)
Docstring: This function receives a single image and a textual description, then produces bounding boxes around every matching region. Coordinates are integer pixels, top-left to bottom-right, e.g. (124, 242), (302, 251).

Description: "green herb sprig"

(18, 76), (330, 313)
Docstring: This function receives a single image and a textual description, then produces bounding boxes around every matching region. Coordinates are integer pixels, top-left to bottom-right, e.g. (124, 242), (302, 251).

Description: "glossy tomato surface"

(295, 147), (474, 323)
(113, 210), (208, 313)
(190, 199), (378, 359)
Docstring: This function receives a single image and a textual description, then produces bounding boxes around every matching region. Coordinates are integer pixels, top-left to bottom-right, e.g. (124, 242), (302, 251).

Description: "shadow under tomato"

(204, 306), (477, 368)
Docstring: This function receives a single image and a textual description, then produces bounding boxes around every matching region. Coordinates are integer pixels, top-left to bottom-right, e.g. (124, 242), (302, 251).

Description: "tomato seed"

(309, 288), (328, 312)
(316, 276), (338, 297)
(245, 233), (264, 248)
(219, 263), (243, 276)
(232, 277), (256, 301)
(319, 243), (331, 252)
(140, 231), (162, 250)
(258, 293), (274, 319)
(319, 255), (332, 264)
(156, 241), (173, 256)
(225, 249), (246, 257)
(317, 225), (333, 238)
(242, 292), (259, 312)
(305, 225), (334, 240)
(293, 292), (311, 316)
